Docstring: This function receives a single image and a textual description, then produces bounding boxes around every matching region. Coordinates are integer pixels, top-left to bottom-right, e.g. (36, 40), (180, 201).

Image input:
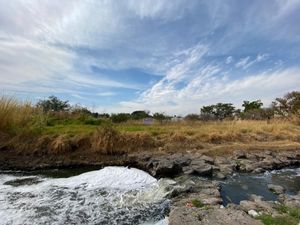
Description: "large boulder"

(169, 207), (263, 225)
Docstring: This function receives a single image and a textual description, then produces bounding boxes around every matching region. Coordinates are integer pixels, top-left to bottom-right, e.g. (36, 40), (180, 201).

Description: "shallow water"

(220, 167), (300, 205)
(0, 167), (170, 225)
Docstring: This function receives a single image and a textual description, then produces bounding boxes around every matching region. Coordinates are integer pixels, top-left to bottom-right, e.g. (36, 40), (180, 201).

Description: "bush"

(185, 114), (200, 121)
(111, 113), (131, 123)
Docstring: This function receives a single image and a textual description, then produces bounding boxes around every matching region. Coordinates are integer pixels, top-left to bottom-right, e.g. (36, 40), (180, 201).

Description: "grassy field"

(1, 96), (300, 155)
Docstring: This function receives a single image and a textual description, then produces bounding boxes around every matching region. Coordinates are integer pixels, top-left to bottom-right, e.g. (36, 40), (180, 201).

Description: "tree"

(131, 110), (150, 120)
(272, 91), (300, 116)
(37, 96), (70, 112)
(200, 105), (215, 120)
(200, 103), (235, 120)
(242, 100), (263, 112)
(110, 113), (131, 123)
(153, 112), (168, 123)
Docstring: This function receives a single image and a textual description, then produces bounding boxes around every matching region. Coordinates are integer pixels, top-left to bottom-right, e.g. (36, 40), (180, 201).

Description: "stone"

(267, 184), (285, 195)
(200, 155), (214, 164)
(182, 166), (194, 175)
(200, 208), (263, 225)
(214, 172), (226, 179)
(152, 158), (181, 177)
(169, 207), (263, 225)
(190, 159), (212, 176)
(248, 209), (259, 217)
(234, 150), (247, 159)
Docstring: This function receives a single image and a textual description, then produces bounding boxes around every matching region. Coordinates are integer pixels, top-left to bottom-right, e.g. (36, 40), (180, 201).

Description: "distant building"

(143, 118), (154, 125)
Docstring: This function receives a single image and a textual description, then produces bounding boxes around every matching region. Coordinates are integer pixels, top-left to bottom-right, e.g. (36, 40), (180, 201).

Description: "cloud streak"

(0, 0), (299, 113)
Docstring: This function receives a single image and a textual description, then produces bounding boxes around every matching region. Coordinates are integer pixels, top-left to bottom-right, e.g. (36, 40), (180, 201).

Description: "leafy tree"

(272, 91), (300, 116)
(153, 112), (168, 123)
(242, 100), (263, 112)
(36, 96), (70, 112)
(200, 103), (235, 120)
(214, 103), (235, 120)
(131, 110), (150, 120)
(200, 105), (215, 120)
(110, 113), (131, 123)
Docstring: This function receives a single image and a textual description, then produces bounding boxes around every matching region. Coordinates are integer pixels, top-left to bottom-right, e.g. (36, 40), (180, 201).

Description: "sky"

(0, 0), (300, 115)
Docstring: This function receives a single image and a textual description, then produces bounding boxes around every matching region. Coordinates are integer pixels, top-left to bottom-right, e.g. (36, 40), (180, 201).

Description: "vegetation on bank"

(257, 205), (300, 225)
(0, 91), (300, 156)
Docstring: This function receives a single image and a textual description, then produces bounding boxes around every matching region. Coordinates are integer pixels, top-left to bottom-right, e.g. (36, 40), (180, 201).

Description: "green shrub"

(191, 199), (204, 208)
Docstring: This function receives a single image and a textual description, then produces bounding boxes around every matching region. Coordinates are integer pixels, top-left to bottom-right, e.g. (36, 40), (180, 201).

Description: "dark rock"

(152, 158), (181, 177)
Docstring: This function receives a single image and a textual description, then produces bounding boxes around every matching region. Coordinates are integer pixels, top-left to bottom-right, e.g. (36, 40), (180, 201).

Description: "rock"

(267, 184), (285, 195)
(248, 209), (259, 217)
(152, 158), (181, 177)
(171, 153), (192, 167)
(218, 164), (234, 175)
(278, 193), (300, 208)
(182, 166), (194, 175)
(169, 207), (263, 225)
(200, 155), (214, 164)
(168, 207), (200, 225)
(200, 208), (263, 225)
(239, 195), (277, 214)
(252, 167), (264, 173)
(234, 150), (247, 159)
(215, 172), (226, 179)
(190, 159), (212, 176)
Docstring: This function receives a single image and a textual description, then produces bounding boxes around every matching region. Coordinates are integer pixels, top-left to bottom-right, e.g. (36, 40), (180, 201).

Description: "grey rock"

(169, 207), (263, 225)
(200, 155), (214, 164)
(190, 159), (212, 176)
(267, 184), (285, 195)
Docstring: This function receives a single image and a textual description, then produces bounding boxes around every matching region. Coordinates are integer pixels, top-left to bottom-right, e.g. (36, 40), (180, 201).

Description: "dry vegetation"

(1, 96), (300, 157)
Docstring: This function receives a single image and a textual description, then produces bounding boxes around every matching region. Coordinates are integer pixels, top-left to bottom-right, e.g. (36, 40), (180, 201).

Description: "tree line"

(36, 91), (300, 123)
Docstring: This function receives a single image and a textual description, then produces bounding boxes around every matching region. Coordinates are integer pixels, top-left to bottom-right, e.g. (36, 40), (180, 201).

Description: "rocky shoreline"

(132, 150), (300, 225)
(1, 149), (299, 224)
(165, 173), (300, 225)
(132, 149), (300, 178)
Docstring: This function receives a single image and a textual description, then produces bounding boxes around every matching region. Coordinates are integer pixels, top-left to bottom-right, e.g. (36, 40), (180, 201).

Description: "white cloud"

(235, 54), (269, 70)
(96, 92), (116, 97)
(102, 63), (300, 115)
(0, 37), (139, 95)
(225, 56), (233, 64)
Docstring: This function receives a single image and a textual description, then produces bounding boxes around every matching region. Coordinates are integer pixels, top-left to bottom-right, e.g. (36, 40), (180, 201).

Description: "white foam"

(0, 167), (170, 225)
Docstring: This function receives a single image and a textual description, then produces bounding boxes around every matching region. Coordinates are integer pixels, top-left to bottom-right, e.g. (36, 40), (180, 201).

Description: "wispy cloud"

(235, 54), (269, 70)
(0, 0), (299, 113)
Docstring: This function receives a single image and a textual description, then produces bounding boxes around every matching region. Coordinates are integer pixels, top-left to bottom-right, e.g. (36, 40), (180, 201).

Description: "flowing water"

(0, 167), (171, 225)
(1, 166), (299, 225)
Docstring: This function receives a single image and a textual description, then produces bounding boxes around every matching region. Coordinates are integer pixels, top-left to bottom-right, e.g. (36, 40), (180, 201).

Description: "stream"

(0, 167), (299, 225)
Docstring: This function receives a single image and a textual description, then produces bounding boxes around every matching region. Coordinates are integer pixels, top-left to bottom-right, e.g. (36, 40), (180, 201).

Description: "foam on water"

(0, 167), (170, 225)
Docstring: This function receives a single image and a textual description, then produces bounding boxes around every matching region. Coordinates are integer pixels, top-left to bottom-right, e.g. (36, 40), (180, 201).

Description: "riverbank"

(1, 119), (300, 171)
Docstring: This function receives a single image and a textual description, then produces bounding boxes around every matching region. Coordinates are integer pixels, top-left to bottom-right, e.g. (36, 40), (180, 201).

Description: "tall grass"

(0, 96), (43, 134)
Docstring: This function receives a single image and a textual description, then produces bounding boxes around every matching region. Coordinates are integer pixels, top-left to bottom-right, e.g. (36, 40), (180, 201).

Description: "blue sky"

(0, 0), (300, 115)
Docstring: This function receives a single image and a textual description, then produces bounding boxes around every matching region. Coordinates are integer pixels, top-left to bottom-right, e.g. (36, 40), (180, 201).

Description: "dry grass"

(0, 96), (41, 134)
(0, 95), (299, 156)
